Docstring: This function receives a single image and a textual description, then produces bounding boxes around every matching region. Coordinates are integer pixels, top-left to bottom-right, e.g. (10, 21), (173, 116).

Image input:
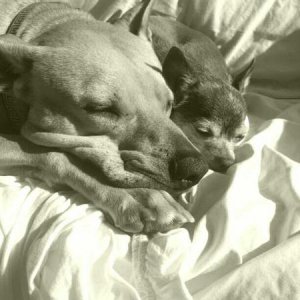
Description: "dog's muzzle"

(122, 150), (208, 191)
(169, 155), (208, 188)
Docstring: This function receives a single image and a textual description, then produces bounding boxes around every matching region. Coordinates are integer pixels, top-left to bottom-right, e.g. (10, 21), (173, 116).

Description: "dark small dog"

(150, 15), (253, 173)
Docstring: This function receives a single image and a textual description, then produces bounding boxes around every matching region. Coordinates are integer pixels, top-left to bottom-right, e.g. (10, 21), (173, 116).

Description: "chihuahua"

(150, 15), (253, 173)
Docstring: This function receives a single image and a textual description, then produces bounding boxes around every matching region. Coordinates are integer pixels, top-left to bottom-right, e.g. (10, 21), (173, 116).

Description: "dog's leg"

(0, 134), (193, 233)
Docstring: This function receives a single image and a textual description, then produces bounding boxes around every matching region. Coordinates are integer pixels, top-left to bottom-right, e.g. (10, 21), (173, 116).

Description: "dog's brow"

(80, 96), (113, 107)
(194, 119), (212, 129)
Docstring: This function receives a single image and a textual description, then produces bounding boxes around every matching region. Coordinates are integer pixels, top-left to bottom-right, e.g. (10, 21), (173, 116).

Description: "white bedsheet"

(1, 94), (300, 300)
(1, 0), (300, 299)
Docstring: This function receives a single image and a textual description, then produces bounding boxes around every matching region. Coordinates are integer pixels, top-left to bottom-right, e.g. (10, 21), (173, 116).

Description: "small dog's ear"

(232, 59), (255, 93)
(111, 0), (154, 41)
(162, 46), (195, 93)
(0, 34), (36, 92)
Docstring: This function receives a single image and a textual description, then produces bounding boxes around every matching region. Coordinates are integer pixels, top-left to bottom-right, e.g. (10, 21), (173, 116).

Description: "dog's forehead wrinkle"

(82, 79), (118, 106)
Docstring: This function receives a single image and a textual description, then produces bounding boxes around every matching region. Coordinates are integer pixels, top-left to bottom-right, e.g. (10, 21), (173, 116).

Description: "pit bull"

(149, 15), (253, 173)
(0, 0), (208, 233)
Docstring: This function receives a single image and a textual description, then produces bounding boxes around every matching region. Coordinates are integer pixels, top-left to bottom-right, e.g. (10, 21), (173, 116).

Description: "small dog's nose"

(210, 156), (235, 173)
(169, 156), (208, 187)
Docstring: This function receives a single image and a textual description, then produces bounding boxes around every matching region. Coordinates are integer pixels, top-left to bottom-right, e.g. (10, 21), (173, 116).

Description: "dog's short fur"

(0, 0), (208, 233)
(150, 15), (253, 173)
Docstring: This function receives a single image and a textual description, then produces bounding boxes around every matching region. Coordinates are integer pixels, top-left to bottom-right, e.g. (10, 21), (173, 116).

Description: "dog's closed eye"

(195, 127), (212, 137)
(233, 134), (245, 143)
(193, 119), (215, 138)
(82, 103), (118, 116)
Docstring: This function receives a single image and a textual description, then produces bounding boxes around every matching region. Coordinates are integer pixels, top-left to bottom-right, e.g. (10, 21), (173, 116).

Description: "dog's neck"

(0, 2), (92, 133)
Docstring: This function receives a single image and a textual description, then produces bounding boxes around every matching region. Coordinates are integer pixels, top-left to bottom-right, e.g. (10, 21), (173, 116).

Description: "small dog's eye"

(233, 134), (245, 143)
(196, 128), (211, 137)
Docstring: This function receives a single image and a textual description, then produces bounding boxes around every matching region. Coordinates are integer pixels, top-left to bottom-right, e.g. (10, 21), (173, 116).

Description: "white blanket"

(1, 0), (300, 299)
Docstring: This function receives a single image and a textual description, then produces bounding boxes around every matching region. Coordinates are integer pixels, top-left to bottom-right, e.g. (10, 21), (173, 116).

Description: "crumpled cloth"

(0, 178), (193, 300)
(132, 229), (192, 300)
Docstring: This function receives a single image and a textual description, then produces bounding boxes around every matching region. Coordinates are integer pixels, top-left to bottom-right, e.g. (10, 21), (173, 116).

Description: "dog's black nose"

(170, 156), (208, 187)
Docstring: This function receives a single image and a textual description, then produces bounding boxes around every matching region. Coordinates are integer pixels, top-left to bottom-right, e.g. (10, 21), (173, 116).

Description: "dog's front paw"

(116, 189), (194, 234)
(104, 189), (152, 233)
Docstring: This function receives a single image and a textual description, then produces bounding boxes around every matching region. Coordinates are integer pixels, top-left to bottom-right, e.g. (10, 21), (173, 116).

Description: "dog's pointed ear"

(162, 46), (195, 93)
(112, 0), (154, 41)
(232, 59), (255, 93)
(0, 34), (36, 92)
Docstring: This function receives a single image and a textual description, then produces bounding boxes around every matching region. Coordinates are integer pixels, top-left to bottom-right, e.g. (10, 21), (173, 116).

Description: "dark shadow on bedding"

(250, 29), (300, 99)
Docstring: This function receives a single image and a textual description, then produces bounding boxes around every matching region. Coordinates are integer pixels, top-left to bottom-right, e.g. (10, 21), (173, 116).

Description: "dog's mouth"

(121, 153), (199, 193)
(126, 165), (196, 193)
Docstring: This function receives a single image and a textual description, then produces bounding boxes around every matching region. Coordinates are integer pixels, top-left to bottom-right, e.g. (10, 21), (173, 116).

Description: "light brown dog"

(0, 0), (208, 233)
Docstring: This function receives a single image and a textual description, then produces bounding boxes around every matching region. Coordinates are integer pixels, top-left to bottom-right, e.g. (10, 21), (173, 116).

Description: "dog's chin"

(208, 158), (237, 174)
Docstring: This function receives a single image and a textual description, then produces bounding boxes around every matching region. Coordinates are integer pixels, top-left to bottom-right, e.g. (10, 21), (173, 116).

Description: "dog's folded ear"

(0, 34), (40, 92)
(162, 46), (196, 99)
(111, 0), (154, 41)
(232, 59), (255, 93)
